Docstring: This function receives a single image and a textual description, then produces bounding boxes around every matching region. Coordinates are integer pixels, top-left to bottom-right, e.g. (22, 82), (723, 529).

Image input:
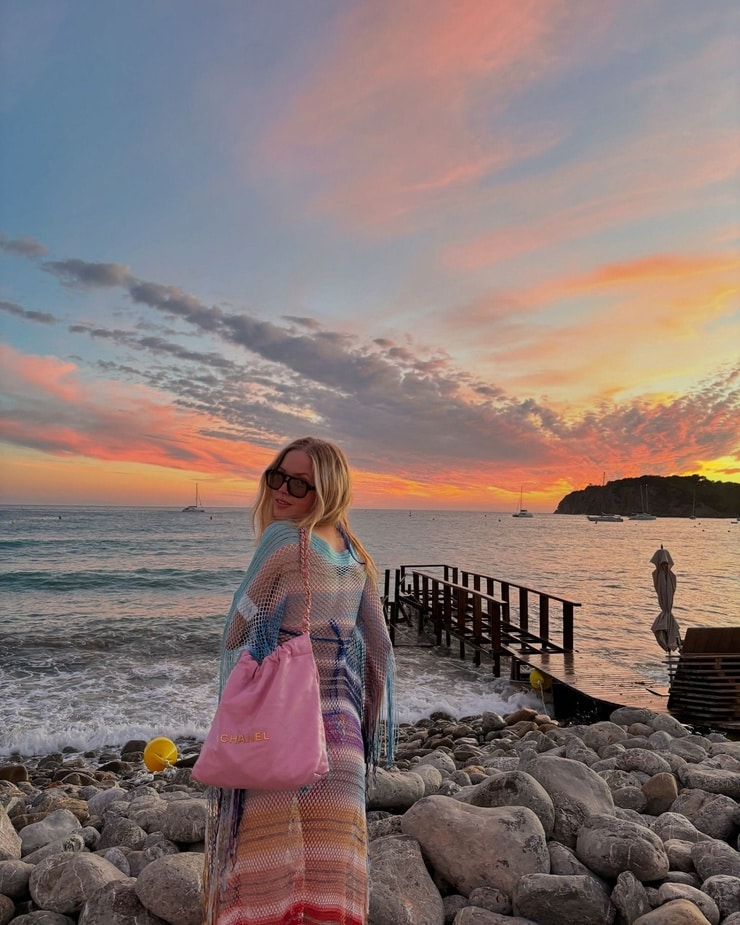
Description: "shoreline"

(2, 706), (740, 924)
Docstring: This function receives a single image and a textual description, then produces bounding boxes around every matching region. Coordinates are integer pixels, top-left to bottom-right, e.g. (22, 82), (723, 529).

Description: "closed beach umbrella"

(650, 546), (681, 653)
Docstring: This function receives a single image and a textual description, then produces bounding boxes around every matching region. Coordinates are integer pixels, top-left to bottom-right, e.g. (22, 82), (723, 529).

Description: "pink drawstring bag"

(193, 529), (329, 790)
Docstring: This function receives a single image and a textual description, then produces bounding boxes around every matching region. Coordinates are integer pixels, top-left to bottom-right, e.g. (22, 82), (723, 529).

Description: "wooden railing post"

(456, 586), (467, 659)
(519, 587), (529, 643)
(563, 602), (575, 652)
(539, 595), (550, 648)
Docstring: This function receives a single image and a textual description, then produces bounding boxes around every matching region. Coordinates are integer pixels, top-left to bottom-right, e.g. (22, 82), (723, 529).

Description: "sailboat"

(182, 483), (205, 512)
(512, 487), (534, 518)
(586, 473), (623, 521)
(628, 483), (656, 520)
(689, 488), (696, 520)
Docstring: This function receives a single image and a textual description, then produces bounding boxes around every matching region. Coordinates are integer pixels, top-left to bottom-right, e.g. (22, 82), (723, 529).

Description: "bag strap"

(299, 527), (312, 635)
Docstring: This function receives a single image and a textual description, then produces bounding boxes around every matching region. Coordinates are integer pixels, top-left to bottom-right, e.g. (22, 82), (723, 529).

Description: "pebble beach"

(2, 706), (740, 925)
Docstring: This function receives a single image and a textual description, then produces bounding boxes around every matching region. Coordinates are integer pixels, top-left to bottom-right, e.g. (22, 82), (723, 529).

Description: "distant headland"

(555, 474), (740, 518)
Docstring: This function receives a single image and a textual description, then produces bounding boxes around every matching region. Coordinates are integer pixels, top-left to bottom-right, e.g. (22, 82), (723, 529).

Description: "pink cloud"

(0, 344), (272, 478)
(257, 0), (569, 230)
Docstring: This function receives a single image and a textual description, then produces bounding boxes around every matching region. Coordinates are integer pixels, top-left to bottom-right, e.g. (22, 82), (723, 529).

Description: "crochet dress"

(204, 521), (395, 925)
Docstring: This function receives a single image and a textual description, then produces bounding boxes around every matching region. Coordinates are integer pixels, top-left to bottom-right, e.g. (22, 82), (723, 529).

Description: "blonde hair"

(252, 436), (377, 581)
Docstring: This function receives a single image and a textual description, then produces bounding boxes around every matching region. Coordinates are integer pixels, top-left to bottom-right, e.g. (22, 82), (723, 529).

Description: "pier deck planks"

(506, 649), (670, 713)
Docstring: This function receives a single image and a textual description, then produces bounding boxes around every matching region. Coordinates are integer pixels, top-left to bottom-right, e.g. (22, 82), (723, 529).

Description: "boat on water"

(512, 487), (534, 518)
(587, 473), (622, 522)
(628, 483), (656, 520)
(182, 483), (205, 512)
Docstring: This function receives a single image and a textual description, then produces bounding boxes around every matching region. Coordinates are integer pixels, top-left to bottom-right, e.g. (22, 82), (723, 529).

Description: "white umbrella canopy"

(650, 546), (681, 653)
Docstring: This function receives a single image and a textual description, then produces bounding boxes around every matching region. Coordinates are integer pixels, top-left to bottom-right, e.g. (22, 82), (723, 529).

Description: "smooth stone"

(367, 768), (427, 812)
(368, 834), (444, 925)
(513, 873), (614, 924)
(401, 796), (548, 898)
(611, 870), (652, 923)
(692, 840), (740, 880)
(656, 883), (719, 925)
(0, 858), (34, 898)
(29, 853), (127, 915)
(576, 813), (669, 881)
(701, 875), (740, 919)
(651, 812), (709, 844)
(643, 773), (679, 815)
(20, 810), (81, 857)
(78, 876), (168, 925)
(679, 767), (740, 799)
(522, 755), (615, 848)
(134, 852), (204, 925)
(633, 898), (714, 923)
(455, 770), (555, 837)
(0, 808), (21, 862)
(160, 799), (206, 844)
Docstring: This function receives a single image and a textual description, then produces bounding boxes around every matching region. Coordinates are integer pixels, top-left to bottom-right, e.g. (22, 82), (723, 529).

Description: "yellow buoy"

(529, 669), (552, 691)
(143, 737), (178, 772)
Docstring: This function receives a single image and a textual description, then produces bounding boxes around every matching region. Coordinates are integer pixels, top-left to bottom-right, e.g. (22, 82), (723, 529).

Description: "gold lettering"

(217, 731), (271, 743)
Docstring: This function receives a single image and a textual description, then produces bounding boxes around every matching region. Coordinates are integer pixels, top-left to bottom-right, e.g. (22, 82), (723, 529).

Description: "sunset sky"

(1, 1), (738, 511)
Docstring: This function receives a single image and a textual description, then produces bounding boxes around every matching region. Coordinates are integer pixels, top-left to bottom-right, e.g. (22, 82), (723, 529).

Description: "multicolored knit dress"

(204, 521), (395, 925)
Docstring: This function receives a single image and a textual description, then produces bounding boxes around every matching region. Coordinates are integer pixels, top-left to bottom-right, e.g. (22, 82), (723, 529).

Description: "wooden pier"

(383, 564), (670, 721)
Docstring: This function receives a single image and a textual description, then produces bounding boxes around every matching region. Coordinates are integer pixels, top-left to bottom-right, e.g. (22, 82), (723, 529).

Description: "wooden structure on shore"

(383, 564), (672, 722)
(667, 628), (740, 733)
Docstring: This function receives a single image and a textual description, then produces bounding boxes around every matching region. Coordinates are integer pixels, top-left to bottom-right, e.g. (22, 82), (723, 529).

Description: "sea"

(1, 506), (737, 759)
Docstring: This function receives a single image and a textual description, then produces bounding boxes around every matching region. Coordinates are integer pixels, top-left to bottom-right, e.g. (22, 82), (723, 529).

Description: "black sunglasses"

(265, 468), (316, 499)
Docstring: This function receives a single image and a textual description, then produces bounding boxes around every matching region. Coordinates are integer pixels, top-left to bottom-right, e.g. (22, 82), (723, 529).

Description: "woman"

(204, 436), (396, 925)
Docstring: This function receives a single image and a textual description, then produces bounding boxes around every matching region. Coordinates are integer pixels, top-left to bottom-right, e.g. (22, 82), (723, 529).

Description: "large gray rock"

(455, 770), (555, 837)
(416, 750), (457, 775)
(0, 807), (21, 861)
(513, 873), (614, 925)
(367, 769), (426, 812)
(672, 789), (738, 840)
(23, 832), (87, 865)
(615, 748), (673, 777)
(368, 834), (444, 925)
(679, 767), (740, 799)
(29, 853), (127, 915)
(126, 796), (168, 834)
(701, 875), (740, 919)
(78, 876), (168, 925)
(691, 840), (740, 880)
(411, 764), (444, 796)
(522, 755), (615, 848)
(160, 799), (206, 844)
(401, 796), (548, 898)
(21, 810), (81, 856)
(0, 858), (33, 898)
(86, 788), (128, 818)
(97, 816), (147, 851)
(651, 812), (710, 845)
(611, 870), (652, 923)
(582, 721), (629, 752)
(134, 852), (204, 925)
(576, 814), (670, 881)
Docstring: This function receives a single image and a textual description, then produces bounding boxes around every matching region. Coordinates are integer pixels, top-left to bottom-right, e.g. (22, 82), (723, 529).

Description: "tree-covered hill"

(555, 474), (740, 518)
